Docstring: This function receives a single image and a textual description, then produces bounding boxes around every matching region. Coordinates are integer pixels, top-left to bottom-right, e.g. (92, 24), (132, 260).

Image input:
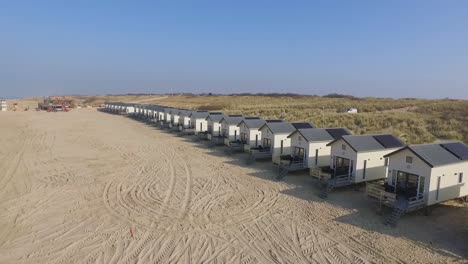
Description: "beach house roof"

(289, 128), (352, 142)
(384, 142), (468, 167)
(327, 134), (405, 152)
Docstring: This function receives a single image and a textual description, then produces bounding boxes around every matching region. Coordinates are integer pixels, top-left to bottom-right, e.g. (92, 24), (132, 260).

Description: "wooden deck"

(366, 182), (426, 212)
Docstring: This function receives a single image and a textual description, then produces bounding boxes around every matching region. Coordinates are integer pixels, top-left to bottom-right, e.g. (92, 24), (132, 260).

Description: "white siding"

(260, 127), (291, 159)
(207, 119), (222, 137)
(172, 114), (180, 125)
(388, 148), (468, 205)
(289, 132), (311, 166)
(330, 138), (398, 183)
(239, 123), (261, 150)
(329, 138), (357, 174)
(126, 107), (135, 114)
(221, 120), (240, 145)
(429, 162), (468, 205)
(355, 150), (394, 183)
(386, 148), (432, 200)
(191, 118), (208, 134)
(309, 141), (332, 167)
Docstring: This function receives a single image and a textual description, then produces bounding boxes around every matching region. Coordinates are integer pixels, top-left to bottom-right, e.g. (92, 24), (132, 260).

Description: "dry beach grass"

(79, 94), (468, 145)
(0, 107), (467, 263)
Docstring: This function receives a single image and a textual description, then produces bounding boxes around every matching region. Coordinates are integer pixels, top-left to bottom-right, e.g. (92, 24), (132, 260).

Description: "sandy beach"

(0, 109), (466, 263)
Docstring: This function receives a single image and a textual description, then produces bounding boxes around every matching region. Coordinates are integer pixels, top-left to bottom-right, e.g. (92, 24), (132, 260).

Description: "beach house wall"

(288, 127), (351, 168)
(258, 121), (298, 159)
(126, 104), (135, 114)
(189, 111), (209, 134)
(170, 108), (183, 127)
(328, 134), (405, 183)
(384, 142), (468, 206)
(220, 115), (244, 145)
(178, 110), (193, 130)
(206, 112), (225, 138)
(237, 117), (266, 151)
(163, 107), (173, 124)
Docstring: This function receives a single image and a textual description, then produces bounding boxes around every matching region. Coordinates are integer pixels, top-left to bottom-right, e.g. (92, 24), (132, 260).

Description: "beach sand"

(0, 109), (466, 263)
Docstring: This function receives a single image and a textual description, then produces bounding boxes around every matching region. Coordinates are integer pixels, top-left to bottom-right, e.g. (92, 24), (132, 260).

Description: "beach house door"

(315, 149), (319, 165)
(417, 176), (425, 198)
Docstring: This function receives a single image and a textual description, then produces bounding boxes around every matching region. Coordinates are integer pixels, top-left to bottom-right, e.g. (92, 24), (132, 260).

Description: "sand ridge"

(0, 109), (466, 263)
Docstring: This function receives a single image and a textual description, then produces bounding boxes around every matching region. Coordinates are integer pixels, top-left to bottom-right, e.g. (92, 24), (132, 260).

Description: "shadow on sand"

(114, 113), (468, 259)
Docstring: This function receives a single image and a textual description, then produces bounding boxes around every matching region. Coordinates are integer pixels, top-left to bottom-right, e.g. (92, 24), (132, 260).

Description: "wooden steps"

(384, 206), (405, 227)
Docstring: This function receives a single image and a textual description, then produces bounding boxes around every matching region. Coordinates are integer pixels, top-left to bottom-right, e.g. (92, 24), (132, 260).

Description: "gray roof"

(385, 142), (468, 167)
(206, 113), (225, 123)
(259, 122), (296, 134)
(163, 107), (173, 114)
(220, 115), (244, 125)
(169, 108), (183, 115)
(238, 118), (266, 129)
(288, 128), (352, 142)
(189, 111), (210, 119)
(411, 144), (462, 167)
(178, 110), (193, 118)
(293, 128), (336, 142)
(334, 134), (404, 152)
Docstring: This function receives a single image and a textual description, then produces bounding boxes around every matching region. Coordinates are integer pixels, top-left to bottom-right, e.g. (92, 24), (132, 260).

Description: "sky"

(1, 1), (468, 99)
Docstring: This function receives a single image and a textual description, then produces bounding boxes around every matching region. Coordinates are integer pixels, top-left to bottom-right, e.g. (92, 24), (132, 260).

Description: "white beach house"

(237, 117), (266, 152)
(189, 111), (210, 135)
(206, 112), (225, 140)
(325, 134), (405, 187)
(220, 115), (244, 145)
(369, 142), (468, 207)
(366, 142), (468, 225)
(169, 108), (184, 128)
(177, 110), (194, 131)
(256, 122), (309, 162)
(161, 107), (174, 127)
(287, 127), (351, 169)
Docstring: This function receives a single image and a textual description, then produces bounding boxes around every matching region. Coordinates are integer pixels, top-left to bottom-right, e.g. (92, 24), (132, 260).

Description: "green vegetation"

(94, 94), (468, 145)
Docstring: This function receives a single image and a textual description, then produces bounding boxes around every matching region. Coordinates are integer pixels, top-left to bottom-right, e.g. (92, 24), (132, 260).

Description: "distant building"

(346, 108), (358, 113)
(1, 99), (7, 111)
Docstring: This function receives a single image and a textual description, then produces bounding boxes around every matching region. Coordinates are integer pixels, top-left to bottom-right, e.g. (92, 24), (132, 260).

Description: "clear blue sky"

(1, 1), (467, 99)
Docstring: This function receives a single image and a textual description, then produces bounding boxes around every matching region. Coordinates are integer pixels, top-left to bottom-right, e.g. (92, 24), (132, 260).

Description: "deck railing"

(330, 173), (355, 187)
(310, 166), (332, 181)
(407, 194), (425, 211)
(366, 182), (397, 206)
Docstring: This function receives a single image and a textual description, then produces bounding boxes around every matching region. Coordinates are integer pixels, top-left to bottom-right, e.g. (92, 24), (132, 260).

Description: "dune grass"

(88, 94), (468, 145)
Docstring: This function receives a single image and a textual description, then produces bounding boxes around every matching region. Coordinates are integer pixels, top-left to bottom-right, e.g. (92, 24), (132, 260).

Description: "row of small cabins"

(103, 102), (468, 226)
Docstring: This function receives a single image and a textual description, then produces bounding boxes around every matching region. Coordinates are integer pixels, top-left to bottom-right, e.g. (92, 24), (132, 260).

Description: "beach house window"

(459, 173), (464, 184)
(263, 138), (271, 148)
(241, 133), (248, 144)
(294, 147), (305, 159)
(363, 160), (367, 179)
(406, 156), (413, 164)
(418, 176), (425, 196)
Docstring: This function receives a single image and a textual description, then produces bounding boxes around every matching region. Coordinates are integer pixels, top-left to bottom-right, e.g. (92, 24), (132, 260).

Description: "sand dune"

(0, 109), (466, 263)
